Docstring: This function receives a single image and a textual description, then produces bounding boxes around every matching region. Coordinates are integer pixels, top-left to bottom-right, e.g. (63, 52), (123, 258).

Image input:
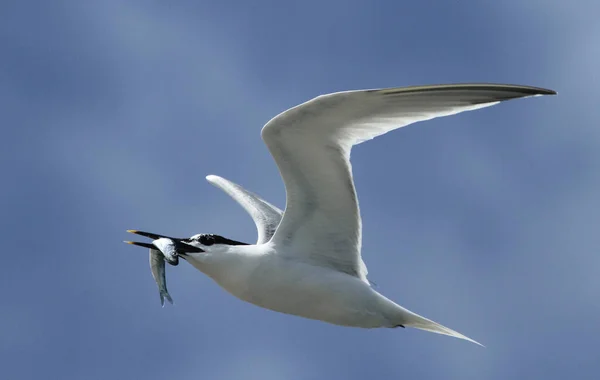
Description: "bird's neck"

(185, 244), (267, 291)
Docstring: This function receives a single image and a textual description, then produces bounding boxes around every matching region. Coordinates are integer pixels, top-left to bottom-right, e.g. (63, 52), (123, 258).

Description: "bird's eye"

(198, 234), (215, 246)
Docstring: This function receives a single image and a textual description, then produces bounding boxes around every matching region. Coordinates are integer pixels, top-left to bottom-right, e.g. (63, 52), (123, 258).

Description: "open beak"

(126, 229), (179, 241)
(125, 230), (204, 254)
(124, 241), (155, 249)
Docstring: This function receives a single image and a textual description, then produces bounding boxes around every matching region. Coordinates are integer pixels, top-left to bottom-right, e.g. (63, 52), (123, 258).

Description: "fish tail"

(160, 290), (173, 307)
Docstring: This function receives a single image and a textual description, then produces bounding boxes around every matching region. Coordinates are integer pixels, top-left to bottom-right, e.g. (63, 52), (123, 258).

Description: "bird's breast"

(220, 255), (391, 327)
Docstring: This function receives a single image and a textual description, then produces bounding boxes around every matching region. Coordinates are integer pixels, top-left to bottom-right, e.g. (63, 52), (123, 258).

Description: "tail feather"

(402, 311), (484, 347)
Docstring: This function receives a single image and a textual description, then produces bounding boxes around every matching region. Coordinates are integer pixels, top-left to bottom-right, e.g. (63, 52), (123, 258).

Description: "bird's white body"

(128, 83), (555, 346)
(185, 243), (406, 328)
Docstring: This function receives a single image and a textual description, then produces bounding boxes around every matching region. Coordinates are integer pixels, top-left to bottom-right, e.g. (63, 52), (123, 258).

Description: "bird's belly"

(224, 258), (393, 328)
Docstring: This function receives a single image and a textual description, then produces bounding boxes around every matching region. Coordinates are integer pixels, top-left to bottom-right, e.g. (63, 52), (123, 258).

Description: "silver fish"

(125, 234), (182, 306)
(149, 247), (173, 307)
(150, 238), (181, 306)
(152, 238), (179, 266)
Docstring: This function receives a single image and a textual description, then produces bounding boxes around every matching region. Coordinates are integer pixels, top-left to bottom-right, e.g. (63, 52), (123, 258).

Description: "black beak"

(126, 229), (181, 241)
(124, 241), (155, 249)
(125, 230), (204, 254)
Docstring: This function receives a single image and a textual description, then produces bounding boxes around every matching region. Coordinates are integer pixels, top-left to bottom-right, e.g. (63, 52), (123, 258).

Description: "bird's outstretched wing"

(206, 175), (283, 244)
(262, 83), (555, 280)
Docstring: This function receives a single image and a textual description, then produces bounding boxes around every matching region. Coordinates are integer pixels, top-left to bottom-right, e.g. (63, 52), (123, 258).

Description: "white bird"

(126, 83), (556, 346)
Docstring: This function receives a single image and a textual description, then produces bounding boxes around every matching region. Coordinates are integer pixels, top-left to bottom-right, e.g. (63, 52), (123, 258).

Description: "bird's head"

(124, 230), (205, 261)
(125, 230), (249, 259)
(184, 233), (250, 253)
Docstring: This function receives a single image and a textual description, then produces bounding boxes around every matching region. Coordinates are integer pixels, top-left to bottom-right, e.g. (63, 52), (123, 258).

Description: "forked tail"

(400, 309), (484, 347)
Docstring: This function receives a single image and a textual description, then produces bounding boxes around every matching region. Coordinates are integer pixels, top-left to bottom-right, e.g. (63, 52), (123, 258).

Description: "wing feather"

(206, 175), (283, 244)
(262, 83), (555, 280)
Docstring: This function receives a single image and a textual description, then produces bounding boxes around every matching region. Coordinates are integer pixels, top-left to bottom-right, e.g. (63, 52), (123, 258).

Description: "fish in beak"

(125, 229), (205, 258)
(124, 230), (204, 306)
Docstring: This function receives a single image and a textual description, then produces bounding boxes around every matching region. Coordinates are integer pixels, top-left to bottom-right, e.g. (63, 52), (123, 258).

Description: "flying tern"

(126, 83), (556, 345)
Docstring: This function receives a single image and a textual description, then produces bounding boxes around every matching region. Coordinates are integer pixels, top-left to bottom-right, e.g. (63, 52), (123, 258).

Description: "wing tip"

(205, 174), (221, 183)
(534, 89), (557, 96)
(370, 83), (557, 97)
(526, 87), (557, 96)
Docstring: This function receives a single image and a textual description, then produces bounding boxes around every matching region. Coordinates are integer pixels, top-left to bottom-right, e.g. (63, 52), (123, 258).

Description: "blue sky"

(2, 1), (599, 379)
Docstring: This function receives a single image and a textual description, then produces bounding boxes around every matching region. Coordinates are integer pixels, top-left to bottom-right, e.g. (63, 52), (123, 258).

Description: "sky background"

(2, 1), (599, 379)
